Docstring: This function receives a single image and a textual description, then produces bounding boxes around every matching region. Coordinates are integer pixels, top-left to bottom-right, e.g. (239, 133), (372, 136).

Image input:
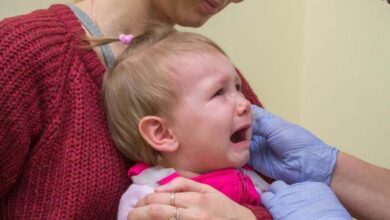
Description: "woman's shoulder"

(1, 4), (80, 30)
(0, 4), (96, 77)
(0, 4), (84, 55)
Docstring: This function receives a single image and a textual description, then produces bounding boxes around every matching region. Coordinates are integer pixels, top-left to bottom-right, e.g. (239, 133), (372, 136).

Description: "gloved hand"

(248, 105), (338, 184)
(262, 180), (352, 220)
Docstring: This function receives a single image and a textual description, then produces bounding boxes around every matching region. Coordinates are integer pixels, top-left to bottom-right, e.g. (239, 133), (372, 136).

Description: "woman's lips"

(200, 0), (219, 15)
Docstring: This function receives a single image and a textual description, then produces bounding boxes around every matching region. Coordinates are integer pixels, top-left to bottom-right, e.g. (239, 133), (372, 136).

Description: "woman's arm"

(331, 152), (390, 220)
(0, 16), (43, 198)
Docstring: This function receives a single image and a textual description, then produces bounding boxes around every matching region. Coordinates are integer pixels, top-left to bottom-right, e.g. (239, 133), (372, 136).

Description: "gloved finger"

(251, 105), (285, 137)
(249, 135), (266, 153)
(248, 135), (269, 170)
(261, 191), (274, 209)
(268, 180), (289, 193)
(251, 105), (267, 123)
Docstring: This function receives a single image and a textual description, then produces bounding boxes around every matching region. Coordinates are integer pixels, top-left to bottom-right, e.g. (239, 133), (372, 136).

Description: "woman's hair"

(103, 25), (228, 165)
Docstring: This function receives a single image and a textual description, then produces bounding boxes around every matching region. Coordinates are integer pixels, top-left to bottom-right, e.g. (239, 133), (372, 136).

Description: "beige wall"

(1, 0), (389, 168)
(301, 0), (390, 168)
(0, 0), (65, 19)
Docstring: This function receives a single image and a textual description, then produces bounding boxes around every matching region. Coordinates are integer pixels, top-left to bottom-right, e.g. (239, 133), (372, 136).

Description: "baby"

(103, 26), (271, 220)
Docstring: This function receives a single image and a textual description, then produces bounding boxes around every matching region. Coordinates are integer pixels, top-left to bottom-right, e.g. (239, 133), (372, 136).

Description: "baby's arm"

(117, 184), (154, 220)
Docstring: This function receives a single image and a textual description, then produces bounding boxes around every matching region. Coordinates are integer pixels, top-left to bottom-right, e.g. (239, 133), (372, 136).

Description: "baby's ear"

(138, 116), (178, 153)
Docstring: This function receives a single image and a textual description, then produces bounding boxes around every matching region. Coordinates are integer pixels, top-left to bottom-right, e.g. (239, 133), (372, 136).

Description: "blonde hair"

(103, 25), (228, 165)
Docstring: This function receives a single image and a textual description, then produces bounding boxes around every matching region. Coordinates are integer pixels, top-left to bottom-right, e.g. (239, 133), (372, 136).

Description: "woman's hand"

(262, 180), (351, 220)
(127, 177), (256, 220)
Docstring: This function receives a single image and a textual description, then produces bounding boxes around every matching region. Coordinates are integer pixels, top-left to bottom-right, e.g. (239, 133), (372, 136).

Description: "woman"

(0, 0), (270, 219)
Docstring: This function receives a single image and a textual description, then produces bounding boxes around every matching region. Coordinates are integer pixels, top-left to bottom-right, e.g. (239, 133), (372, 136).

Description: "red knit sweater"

(0, 4), (265, 219)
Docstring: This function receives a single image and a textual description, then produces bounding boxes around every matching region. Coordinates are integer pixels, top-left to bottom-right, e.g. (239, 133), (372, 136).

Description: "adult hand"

(262, 180), (351, 220)
(248, 105), (338, 185)
(127, 177), (256, 220)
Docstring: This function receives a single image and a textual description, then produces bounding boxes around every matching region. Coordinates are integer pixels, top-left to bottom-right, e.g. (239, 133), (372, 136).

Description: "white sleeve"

(117, 184), (154, 220)
(243, 169), (270, 195)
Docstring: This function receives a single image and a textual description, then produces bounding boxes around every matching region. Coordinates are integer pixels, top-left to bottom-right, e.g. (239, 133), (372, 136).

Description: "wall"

(301, 0), (390, 168)
(0, 0), (65, 19)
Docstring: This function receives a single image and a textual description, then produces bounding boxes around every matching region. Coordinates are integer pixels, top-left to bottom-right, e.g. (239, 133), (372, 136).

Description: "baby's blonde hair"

(103, 25), (228, 165)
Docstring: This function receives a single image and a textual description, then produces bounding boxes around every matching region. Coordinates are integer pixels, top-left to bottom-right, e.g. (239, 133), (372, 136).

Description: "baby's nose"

(237, 96), (251, 116)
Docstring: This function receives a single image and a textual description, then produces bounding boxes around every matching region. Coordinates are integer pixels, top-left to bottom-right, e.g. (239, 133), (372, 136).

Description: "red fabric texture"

(0, 4), (265, 219)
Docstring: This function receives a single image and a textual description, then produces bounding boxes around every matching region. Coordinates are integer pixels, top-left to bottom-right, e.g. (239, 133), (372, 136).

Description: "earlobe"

(138, 116), (179, 153)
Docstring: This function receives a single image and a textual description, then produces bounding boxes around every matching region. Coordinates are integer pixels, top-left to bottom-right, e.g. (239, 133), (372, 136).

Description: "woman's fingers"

(133, 178), (256, 220)
(128, 204), (184, 220)
(155, 177), (215, 193)
(136, 191), (209, 209)
(132, 193), (220, 220)
(135, 192), (171, 208)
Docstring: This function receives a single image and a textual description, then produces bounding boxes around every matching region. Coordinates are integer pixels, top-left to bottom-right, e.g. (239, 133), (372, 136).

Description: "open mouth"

(230, 127), (249, 143)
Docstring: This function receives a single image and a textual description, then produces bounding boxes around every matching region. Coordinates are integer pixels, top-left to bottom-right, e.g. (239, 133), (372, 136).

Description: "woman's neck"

(74, 0), (174, 58)
(76, 0), (173, 34)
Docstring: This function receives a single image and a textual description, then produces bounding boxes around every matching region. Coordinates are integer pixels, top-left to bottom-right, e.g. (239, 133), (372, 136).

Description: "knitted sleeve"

(236, 68), (263, 108)
(0, 15), (45, 198)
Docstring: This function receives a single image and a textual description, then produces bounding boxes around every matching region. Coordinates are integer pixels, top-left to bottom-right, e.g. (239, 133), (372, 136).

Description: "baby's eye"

(212, 88), (225, 98)
(235, 83), (242, 92)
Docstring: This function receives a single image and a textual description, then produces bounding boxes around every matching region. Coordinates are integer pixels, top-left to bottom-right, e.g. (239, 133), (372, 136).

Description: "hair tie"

(118, 33), (133, 45)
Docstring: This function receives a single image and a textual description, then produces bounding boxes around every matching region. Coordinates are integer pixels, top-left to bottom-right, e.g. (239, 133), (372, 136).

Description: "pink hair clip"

(118, 33), (133, 45)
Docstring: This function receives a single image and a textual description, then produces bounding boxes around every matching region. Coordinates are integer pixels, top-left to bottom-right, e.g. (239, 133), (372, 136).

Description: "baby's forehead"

(167, 50), (237, 83)
(169, 51), (226, 74)
(169, 50), (229, 68)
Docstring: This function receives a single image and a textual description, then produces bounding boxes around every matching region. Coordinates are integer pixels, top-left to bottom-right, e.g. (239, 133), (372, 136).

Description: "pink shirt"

(117, 162), (269, 220)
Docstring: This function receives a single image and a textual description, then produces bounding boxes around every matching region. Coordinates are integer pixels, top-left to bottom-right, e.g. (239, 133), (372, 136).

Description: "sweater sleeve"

(0, 16), (44, 198)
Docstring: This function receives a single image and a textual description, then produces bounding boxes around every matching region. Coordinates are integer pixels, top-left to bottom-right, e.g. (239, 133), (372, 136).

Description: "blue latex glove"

(248, 105), (338, 184)
(262, 180), (352, 220)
